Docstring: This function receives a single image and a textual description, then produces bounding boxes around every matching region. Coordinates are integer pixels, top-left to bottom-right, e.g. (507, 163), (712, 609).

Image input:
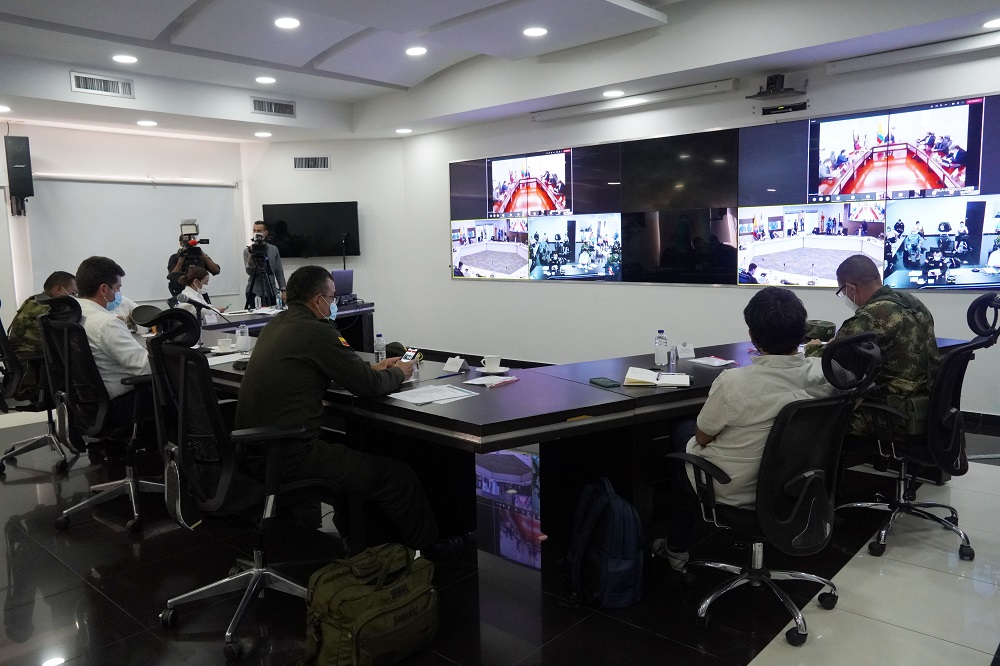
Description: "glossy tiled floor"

(1, 412), (999, 665)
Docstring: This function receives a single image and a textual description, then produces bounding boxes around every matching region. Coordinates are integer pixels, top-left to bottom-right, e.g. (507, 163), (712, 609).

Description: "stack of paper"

(688, 357), (737, 367)
(623, 367), (690, 387)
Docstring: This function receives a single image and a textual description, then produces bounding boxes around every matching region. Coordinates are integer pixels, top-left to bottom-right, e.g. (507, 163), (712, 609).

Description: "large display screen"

(449, 94), (1000, 291)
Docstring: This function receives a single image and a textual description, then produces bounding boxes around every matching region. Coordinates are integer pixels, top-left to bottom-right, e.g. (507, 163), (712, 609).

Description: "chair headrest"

(143, 308), (201, 347)
(35, 295), (81, 322)
(967, 293), (1000, 342)
(822, 332), (881, 391)
(131, 304), (163, 327)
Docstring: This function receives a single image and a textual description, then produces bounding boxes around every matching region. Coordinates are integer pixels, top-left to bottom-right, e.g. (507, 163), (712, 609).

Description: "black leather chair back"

(756, 333), (882, 556)
(142, 308), (199, 457)
(39, 312), (110, 437)
(0, 308), (25, 403)
(158, 343), (238, 512)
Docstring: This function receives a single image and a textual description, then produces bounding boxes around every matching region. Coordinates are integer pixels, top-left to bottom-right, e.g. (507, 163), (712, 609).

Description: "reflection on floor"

(1, 414), (999, 665)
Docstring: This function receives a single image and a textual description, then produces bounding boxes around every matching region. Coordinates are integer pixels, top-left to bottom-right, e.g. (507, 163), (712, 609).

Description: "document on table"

(207, 353), (248, 366)
(389, 384), (477, 405)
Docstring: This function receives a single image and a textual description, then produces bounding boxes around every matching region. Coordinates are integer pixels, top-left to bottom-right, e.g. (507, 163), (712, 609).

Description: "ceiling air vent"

(293, 157), (330, 170)
(70, 71), (135, 98)
(252, 97), (296, 117)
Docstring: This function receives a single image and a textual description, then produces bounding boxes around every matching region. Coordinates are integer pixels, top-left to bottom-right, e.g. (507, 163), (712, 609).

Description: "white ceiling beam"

(603, 0), (669, 24)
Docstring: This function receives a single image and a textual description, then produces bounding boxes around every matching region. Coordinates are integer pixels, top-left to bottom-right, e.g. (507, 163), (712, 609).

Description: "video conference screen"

(449, 94), (1000, 291)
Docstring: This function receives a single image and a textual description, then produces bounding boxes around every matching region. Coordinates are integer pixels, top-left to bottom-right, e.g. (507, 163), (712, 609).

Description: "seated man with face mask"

(76, 256), (152, 430)
(807, 254), (938, 436)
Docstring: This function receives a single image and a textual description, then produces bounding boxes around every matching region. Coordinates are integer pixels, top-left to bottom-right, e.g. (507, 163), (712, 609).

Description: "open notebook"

(623, 367), (690, 387)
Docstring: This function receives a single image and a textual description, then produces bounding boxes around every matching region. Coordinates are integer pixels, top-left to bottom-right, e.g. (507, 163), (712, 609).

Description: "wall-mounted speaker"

(4, 136), (34, 199)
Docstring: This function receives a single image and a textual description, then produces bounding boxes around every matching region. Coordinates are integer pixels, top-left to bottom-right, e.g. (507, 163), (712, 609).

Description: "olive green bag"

(303, 544), (438, 666)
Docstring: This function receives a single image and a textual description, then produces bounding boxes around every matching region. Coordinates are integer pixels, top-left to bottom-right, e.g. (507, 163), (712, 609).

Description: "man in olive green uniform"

(7, 271), (77, 400)
(808, 255), (938, 435)
(235, 266), (457, 557)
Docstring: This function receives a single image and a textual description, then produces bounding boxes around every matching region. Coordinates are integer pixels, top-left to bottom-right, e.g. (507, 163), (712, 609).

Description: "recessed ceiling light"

(136, 120), (157, 127)
(523, 27), (547, 37)
(607, 182), (621, 185)
(395, 128), (413, 134)
(255, 132), (272, 138)
(0, 105), (10, 113)
(256, 76), (276, 84)
(603, 90), (625, 98)
(767, 188), (777, 192)
(112, 55), (137, 64)
(984, 18), (1000, 29)
(274, 17), (300, 29)
(405, 47), (427, 56)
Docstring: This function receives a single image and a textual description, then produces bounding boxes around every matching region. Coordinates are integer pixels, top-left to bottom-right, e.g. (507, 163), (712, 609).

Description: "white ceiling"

(0, 0), (998, 142)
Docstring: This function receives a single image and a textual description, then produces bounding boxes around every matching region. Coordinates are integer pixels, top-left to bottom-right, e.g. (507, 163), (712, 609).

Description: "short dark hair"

(836, 255), (881, 287)
(42, 271), (76, 295)
(252, 220), (269, 231)
(75, 256), (125, 298)
(748, 262), (757, 272)
(743, 286), (807, 355)
(286, 266), (332, 304)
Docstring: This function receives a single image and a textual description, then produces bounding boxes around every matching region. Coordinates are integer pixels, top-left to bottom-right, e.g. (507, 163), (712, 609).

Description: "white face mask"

(198, 283), (209, 294)
(842, 288), (859, 314)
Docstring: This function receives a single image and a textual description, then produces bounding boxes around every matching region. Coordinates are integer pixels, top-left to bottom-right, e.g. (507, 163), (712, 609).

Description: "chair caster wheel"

(944, 515), (958, 526)
(159, 608), (178, 628)
(695, 614), (709, 629)
(228, 566), (245, 577)
(126, 519), (142, 533)
(4, 445), (13, 455)
(959, 545), (975, 561)
(785, 627), (807, 646)
(0, 462), (5, 475)
(55, 459), (68, 472)
(224, 640), (244, 662)
(868, 542), (885, 557)
(54, 516), (69, 531)
(2, 458), (13, 468)
(818, 592), (838, 610)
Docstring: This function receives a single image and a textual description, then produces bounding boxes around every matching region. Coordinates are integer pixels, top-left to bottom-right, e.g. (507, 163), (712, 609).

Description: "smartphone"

(400, 347), (419, 362)
(589, 377), (621, 388)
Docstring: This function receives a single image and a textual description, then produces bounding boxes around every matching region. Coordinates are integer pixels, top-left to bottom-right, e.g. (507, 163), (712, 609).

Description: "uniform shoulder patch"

(338, 336), (351, 347)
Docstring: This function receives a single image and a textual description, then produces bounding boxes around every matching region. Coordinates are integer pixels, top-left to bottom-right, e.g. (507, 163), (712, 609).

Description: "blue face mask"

(105, 289), (123, 312)
(327, 298), (338, 321)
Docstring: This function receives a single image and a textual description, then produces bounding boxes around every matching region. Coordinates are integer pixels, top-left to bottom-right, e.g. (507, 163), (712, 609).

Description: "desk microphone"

(177, 293), (235, 325)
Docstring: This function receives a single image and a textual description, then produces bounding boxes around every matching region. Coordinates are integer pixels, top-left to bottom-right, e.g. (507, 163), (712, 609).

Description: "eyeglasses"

(835, 285), (848, 298)
(320, 294), (335, 305)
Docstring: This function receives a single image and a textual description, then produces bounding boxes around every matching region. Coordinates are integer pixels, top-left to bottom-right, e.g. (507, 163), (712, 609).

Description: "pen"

(434, 372), (465, 379)
(488, 377), (519, 388)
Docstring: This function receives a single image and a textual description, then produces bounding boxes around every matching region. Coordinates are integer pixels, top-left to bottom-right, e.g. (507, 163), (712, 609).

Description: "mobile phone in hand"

(400, 348), (419, 362)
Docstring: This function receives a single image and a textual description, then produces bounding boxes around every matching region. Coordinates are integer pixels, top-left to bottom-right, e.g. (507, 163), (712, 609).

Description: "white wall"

(0, 125), (246, 320)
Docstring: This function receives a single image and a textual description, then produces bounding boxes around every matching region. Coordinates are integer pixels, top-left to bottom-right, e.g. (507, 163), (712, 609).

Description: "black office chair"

(38, 301), (163, 532)
(666, 333), (882, 646)
(0, 300), (78, 473)
(837, 292), (1000, 560)
(149, 332), (350, 662)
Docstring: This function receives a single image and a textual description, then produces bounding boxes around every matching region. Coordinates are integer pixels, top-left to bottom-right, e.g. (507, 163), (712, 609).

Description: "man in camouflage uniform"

(807, 255), (938, 435)
(7, 271), (77, 401)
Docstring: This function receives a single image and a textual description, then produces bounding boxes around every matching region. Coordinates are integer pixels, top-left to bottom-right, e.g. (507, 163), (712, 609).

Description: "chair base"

(160, 548), (306, 658)
(686, 542), (837, 646)
(0, 415), (74, 473)
(54, 464), (164, 532)
(837, 498), (974, 560)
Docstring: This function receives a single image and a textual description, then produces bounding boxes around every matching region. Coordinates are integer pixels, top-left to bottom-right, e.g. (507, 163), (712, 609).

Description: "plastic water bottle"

(236, 324), (250, 352)
(254, 295), (262, 311)
(374, 334), (386, 363)
(275, 292), (283, 310)
(654, 330), (670, 366)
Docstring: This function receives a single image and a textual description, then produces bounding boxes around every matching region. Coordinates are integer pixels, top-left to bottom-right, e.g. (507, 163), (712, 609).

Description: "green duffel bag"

(303, 543), (438, 666)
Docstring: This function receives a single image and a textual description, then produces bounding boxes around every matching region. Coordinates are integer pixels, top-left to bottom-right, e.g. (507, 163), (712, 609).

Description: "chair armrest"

(230, 424), (308, 443)
(665, 452), (731, 484)
(857, 401), (908, 422)
(121, 374), (153, 386)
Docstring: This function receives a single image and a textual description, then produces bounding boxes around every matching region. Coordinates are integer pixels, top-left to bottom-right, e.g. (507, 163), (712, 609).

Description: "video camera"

(249, 230), (269, 259)
(177, 220), (210, 258)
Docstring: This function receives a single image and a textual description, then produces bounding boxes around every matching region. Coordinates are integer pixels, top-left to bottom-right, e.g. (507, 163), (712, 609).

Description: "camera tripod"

(246, 246), (277, 309)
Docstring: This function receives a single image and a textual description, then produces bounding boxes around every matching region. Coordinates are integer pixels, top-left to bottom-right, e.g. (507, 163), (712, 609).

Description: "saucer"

(208, 346), (236, 354)
(475, 366), (509, 374)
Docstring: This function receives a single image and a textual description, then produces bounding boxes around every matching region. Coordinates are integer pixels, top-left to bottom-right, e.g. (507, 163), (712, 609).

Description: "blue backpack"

(565, 477), (644, 608)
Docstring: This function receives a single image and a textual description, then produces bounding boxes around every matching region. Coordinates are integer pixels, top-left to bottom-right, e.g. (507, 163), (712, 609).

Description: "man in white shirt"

(75, 256), (151, 429)
(653, 287), (837, 571)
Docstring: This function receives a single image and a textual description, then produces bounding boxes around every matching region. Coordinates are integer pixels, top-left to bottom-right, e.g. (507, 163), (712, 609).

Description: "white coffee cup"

(481, 355), (502, 372)
(217, 337), (232, 352)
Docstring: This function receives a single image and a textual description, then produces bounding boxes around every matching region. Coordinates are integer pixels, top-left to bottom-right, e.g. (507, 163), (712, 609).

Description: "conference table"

(201, 329), (967, 575)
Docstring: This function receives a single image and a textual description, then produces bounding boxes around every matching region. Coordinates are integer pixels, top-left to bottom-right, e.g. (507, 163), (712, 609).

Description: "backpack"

(564, 477), (644, 608)
(303, 544), (438, 666)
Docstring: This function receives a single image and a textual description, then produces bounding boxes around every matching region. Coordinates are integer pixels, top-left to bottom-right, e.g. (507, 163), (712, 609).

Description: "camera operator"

(242, 220), (286, 308)
(167, 233), (220, 301)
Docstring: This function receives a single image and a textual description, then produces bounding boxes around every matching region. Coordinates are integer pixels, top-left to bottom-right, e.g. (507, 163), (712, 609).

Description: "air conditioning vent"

(70, 71), (135, 98)
(252, 97), (296, 117)
(293, 157), (330, 170)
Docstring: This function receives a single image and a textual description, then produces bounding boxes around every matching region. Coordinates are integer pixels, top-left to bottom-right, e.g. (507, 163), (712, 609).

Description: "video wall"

(449, 94), (1000, 291)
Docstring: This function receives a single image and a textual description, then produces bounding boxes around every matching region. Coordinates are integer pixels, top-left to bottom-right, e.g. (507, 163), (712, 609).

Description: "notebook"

(623, 367), (690, 387)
